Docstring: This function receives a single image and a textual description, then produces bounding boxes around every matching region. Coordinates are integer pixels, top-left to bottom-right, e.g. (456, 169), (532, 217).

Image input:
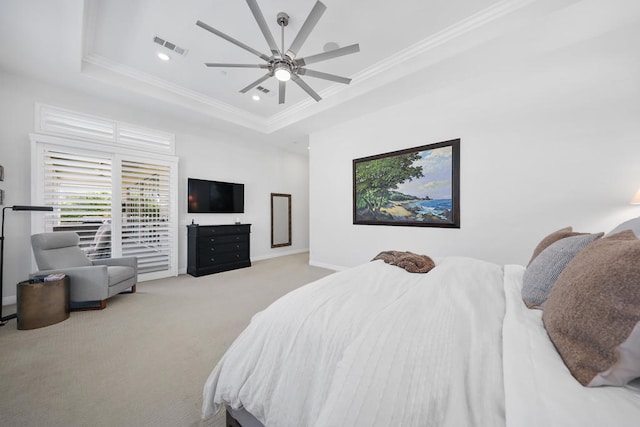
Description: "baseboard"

(2, 296), (17, 307)
(308, 259), (347, 272)
(252, 248), (309, 262)
(177, 249), (311, 275)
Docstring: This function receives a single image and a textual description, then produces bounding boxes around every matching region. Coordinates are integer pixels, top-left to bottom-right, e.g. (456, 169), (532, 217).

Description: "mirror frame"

(271, 193), (292, 248)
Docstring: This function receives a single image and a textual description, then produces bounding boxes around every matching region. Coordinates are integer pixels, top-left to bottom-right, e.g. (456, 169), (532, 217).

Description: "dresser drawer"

(197, 225), (250, 237)
(198, 240), (248, 255)
(199, 250), (249, 267)
(198, 233), (248, 246)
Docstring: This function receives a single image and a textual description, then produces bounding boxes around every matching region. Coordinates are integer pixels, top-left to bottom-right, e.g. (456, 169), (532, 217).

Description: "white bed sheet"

(205, 259), (640, 427)
(203, 257), (507, 427)
(502, 264), (640, 427)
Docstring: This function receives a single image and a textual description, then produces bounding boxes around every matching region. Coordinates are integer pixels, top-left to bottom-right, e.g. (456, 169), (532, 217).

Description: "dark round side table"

(17, 276), (70, 330)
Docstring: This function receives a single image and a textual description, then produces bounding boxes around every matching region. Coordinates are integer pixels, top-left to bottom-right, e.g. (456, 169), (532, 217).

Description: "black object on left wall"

(0, 205), (53, 326)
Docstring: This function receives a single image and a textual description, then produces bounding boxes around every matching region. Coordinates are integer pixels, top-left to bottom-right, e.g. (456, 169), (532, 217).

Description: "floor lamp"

(0, 205), (53, 326)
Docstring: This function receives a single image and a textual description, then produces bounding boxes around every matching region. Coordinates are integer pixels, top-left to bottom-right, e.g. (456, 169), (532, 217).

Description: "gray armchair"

(31, 232), (137, 310)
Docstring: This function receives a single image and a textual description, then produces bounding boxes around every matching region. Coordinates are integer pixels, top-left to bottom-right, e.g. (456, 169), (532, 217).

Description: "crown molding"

(266, 0), (542, 132)
(352, 0), (537, 83)
(80, 0), (560, 134)
(81, 53), (269, 133)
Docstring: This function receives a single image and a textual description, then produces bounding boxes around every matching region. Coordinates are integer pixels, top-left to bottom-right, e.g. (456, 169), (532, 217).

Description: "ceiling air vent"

(153, 36), (188, 57)
(256, 86), (270, 94)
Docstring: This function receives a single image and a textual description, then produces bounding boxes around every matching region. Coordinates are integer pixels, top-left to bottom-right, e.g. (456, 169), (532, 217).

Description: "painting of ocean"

(406, 199), (452, 221)
(353, 139), (460, 227)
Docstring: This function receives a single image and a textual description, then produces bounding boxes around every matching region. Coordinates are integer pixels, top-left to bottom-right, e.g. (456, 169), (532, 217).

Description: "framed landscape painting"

(353, 139), (460, 228)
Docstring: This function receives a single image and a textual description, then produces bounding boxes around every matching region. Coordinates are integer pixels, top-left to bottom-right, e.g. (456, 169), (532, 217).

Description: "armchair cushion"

(31, 232), (92, 269)
(93, 256), (137, 269)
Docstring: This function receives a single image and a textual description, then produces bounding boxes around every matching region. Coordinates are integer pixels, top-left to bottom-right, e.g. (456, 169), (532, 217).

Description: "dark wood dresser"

(187, 224), (251, 277)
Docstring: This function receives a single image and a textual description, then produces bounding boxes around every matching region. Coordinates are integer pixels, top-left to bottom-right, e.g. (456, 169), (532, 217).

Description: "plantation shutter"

(120, 159), (173, 275)
(42, 149), (113, 256)
(32, 104), (179, 281)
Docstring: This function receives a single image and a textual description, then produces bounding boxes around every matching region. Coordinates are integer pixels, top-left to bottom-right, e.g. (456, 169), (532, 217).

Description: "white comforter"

(502, 265), (640, 427)
(202, 257), (507, 426)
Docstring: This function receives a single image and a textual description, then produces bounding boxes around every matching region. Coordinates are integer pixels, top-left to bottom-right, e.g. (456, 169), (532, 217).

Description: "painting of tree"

(354, 153), (423, 216)
(353, 139), (460, 228)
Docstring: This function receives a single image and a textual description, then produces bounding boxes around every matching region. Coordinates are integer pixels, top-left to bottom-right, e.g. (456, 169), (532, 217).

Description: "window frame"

(30, 108), (179, 281)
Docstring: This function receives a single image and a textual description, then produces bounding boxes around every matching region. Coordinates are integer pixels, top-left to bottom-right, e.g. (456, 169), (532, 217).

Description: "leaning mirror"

(271, 193), (291, 248)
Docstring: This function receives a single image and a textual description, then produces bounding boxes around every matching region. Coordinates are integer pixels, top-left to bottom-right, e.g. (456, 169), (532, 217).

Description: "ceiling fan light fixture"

(197, 1), (360, 104)
(274, 63), (291, 82)
(157, 52), (171, 61)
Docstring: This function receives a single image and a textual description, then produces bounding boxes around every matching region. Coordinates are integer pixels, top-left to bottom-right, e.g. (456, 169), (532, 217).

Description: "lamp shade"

(631, 189), (640, 205)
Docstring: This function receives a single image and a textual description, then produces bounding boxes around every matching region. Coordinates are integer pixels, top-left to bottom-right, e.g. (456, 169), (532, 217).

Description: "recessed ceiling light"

(157, 52), (171, 61)
(252, 95), (260, 101)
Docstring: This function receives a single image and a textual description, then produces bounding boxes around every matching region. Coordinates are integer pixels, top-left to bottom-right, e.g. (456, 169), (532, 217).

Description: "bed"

(202, 219), (640, 427)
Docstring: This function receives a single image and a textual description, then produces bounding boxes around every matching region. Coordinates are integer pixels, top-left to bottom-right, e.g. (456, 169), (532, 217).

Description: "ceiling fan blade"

(297, 68), (351, 84)
(246, 0), (281, 57)
(285, 1), (327, 59)
(239, 73), (272, 93)
(279, 80), (286, 104)
(196, 20), (270, 62)
(291, 74), (322, 102)
(205, 63), (269, 69)
(296, 43), (360, 67)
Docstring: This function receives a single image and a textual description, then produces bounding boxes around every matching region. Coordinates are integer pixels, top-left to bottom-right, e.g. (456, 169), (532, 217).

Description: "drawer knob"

(236, 254), (240, 258)
(236, 244), (240, 249)
(210, 248), (215, 252)
(210, 258), (215, 262)
(210, 238), (215, 242)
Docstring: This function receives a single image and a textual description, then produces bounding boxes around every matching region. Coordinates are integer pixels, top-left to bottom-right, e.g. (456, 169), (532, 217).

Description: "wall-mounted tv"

(188, 178), (244, 213)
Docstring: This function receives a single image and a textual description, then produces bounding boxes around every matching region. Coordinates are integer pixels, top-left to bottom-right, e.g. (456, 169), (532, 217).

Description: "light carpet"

(0, 253), (333, 427)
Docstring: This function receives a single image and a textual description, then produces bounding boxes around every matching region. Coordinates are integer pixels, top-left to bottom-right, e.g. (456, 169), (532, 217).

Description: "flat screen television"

(188, 178), (244, 213)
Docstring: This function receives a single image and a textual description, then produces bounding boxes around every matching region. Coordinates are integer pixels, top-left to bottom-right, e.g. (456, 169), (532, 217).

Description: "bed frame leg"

(226, 409), (242, 427)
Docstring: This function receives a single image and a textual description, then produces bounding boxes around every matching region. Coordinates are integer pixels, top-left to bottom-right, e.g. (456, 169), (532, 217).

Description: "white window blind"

(36, 104), (175, 155)
(121, 160), (173, 275)
(43, 149), (113, 258)
(31, 105), (179, 281)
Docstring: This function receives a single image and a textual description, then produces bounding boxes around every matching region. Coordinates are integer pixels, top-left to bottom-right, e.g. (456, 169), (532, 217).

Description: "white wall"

(309, 15), (640, 270)
(181, 132), (309, 262)
(0, 71), (309, 304)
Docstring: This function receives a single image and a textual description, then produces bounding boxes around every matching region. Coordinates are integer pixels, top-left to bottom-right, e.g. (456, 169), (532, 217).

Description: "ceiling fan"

(196, 0), (360, 104)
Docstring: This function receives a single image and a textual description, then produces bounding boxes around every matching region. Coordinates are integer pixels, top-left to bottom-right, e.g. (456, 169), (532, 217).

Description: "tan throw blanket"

(372, 250), (435, 273)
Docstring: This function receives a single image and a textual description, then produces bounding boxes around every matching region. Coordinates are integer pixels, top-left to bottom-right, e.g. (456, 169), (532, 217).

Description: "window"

(31, 105), (178, 281)
(121, 160), (173, 275)
(43, 149), (112, 256)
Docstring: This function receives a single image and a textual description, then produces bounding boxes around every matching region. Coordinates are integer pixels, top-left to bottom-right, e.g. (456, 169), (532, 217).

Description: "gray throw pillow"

(522, 232), (603, 308)
(527, 226), (584, 266)
(607, 216), (640, 237)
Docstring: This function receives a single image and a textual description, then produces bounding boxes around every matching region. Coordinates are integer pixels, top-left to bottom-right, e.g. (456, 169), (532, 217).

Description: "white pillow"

(607, 216), (640, 237)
